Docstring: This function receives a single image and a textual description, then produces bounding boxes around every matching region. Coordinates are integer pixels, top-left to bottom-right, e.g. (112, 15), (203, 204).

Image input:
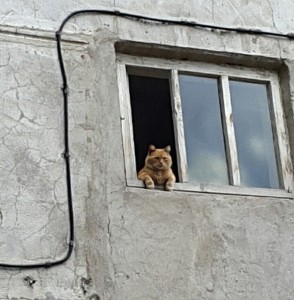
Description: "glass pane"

(229, 80), (279, 189)
(179, 75), (229, 185)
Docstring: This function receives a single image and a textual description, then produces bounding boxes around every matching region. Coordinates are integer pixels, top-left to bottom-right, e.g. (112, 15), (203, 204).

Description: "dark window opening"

(128, 74), (179, 181)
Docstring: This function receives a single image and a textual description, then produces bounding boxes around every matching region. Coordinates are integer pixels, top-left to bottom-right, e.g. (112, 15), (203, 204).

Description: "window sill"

(127, 179), (293, 199)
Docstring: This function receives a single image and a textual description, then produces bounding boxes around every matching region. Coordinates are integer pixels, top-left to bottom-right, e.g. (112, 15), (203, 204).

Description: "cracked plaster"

(1, 1), (294, 34)
(0, 1), (294, 300)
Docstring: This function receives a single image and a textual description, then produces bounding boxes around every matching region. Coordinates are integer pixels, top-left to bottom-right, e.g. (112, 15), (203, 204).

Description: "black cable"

(56, 9), (294, 40)
(0, 8), (292, 270)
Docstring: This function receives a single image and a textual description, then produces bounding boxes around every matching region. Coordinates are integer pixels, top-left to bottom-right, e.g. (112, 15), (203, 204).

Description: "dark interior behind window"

(128, 74), (179, 181)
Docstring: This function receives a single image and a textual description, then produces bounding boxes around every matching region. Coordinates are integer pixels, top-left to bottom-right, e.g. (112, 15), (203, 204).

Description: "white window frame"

(117, 54), (293, 198)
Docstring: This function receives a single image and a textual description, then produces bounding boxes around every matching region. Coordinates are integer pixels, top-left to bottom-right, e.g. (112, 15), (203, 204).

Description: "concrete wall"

(0, 1), (293, 299)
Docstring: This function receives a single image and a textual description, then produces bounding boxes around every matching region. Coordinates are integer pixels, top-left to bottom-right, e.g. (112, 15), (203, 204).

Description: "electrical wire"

(0, 8), (292, 269)
(56, 9), (294, 39)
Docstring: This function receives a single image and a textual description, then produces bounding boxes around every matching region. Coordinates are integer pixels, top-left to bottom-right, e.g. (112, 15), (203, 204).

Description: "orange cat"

(138, 145), (176, 191)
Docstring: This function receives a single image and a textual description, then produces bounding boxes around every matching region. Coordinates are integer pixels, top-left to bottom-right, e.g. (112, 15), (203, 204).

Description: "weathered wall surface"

(0, 1), (293, 300)
(2, 0), (294, 33)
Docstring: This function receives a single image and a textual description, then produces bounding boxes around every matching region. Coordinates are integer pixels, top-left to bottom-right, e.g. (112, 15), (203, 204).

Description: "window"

(117, 54), (293, 197)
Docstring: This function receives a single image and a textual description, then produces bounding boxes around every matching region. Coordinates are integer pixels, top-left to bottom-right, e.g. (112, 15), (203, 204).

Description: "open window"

(127, 69), (179, 181)
(117, 54), (293, 197)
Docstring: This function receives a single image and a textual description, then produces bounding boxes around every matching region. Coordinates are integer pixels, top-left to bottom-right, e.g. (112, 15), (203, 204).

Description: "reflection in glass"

(179, 75), (229, 185)
(230, 80), (279, 188)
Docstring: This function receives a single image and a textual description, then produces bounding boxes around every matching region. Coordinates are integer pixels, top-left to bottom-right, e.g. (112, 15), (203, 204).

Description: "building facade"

(0, 1), (293, 299)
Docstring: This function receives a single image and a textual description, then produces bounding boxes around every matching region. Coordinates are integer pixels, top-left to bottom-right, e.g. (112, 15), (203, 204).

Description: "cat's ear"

(148, 144), (156, 154)
(164, 145), (171, 153)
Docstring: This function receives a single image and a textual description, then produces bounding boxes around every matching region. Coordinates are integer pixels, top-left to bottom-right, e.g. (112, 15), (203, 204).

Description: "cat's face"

(145, 145), (172, 171)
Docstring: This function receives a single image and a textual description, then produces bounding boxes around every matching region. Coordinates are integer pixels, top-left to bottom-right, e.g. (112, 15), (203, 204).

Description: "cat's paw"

(145, 179), (155, 189)
(165, 183), (174, 191)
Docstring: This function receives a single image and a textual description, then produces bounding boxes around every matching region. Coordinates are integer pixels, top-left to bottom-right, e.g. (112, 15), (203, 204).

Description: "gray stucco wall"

(0, 1), (293, 299)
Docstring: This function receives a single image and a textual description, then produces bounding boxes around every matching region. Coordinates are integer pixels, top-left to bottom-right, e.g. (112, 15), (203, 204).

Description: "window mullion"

(269, 76), (293, 192)
(220, 75), (241, 186)
(117, 63), (138, 181)
(170, 70), (189, 183)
